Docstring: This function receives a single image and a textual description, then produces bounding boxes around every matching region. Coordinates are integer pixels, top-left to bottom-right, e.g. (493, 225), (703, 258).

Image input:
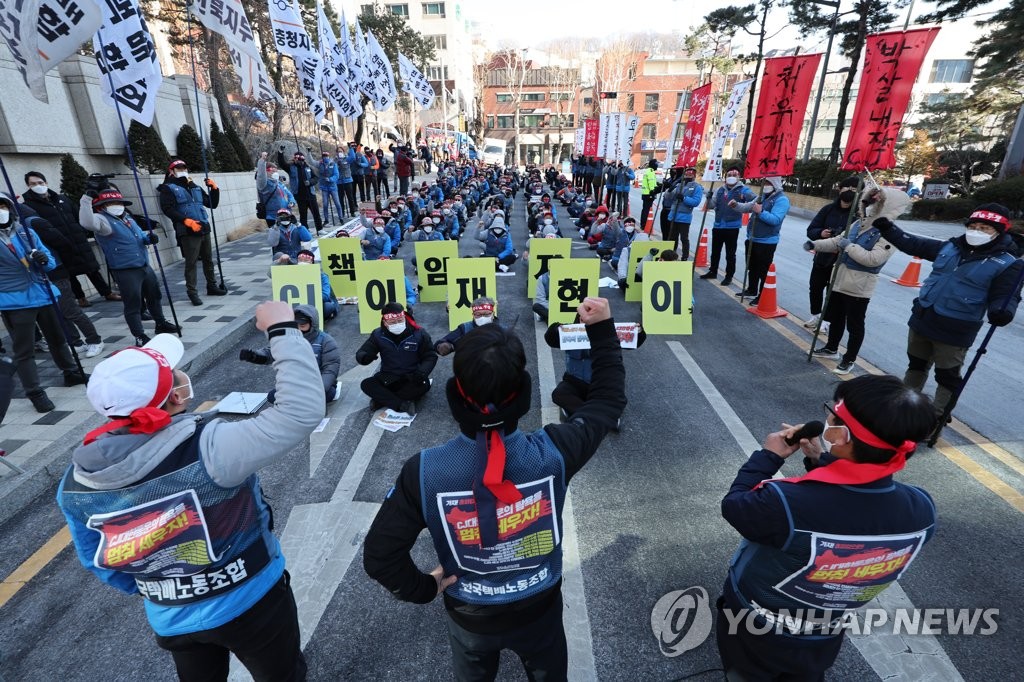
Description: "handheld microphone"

(784, 420), (825, 446)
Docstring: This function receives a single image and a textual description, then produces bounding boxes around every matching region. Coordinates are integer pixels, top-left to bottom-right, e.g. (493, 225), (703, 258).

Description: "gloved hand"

(411, 371), (429, 385)
(837, 237), (851, 249)
(437, 342), (455, 356)
(988, 309), (1013, 327)
(205, 178), (218, 190)
(239, 348), (268, 364)
(184, 218), (202, 233)
(802, 240), (815, 252)
(873, 217), (894, 232)
(29, 250), (48, 266)
(147, 232), (159, 245)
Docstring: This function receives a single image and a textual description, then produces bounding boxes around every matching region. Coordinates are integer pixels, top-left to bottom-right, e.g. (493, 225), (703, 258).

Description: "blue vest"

(669, 181), (702, 223)
(372, 326), (427, 375)
(362, 231), (390, 260)
(918, 242), (1016, 322)
(483, 233), (509, 257)
(839, 221), (884, 274)
(288, 163), (314, 196)
(272, 226), (305, 261)
(713, 186), (750, 228)
(97, 213), (149, 269)
(163, 182), (208, 226)
(0, 222), (57, 308)
(420, 429), (567, 606)
(57, 423), (283, 635)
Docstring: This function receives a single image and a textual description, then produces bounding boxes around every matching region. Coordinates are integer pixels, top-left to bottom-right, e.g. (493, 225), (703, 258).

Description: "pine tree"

(175, 124), (206, 172)
(224, 119), (252, 170)
(209, 120), (242, 171)
(126, 120), (171, 175)
(59, 153), (89, 202)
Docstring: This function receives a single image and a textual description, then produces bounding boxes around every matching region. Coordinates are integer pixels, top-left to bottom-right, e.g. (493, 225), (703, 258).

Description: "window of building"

(641, 123), (657, 140)
(422, 2), (445, 17)
(487, 115), (495, 129)
(644, 93), (659, 111)
(553, 114), (574, 128)
(640, 151), (654, 166)
(520, 114), (545, 127)
(930, 59), (974, 84)
(361, 4), (375, 14)
(522, 92), (545, 102)
(926, 92), (964, 107)
(496, 115), (515, 128)
(624, 93), (634, 111)
(550, 91), (573, 101)
(427, 34), (447, 50)
(426, 65), (449, 80)
(495, 93), (513, 102)
(387, 3), (409, 16)
(676, 91), (691, 111)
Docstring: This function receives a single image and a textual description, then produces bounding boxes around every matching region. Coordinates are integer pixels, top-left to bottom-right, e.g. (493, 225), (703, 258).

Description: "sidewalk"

(0, 219), (354, 524)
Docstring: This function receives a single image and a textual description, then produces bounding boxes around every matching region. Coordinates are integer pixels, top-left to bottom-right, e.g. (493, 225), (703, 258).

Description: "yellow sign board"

(355, 259), (407, 333)
(642, 261), (694, 335)
(548, 258), (600, 324)
(271, 263), (324, 328)
(414, 240), (458, 303)
(625, 240), (674, 302)
(526, 237), (571, 298)
(317, 237), (362, 299)
(446, 258), (497, 329)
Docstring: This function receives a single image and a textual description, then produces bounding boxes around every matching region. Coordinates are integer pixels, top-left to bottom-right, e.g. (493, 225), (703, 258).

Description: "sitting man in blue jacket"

(731, 176), (791, 303)
(477, 217), (517, 272)
(435, 297), (500, 356)
(700, 165), (756, 286)
(267, 209), (312, 264)
(361, 216), (393, 260)
(356, 302), (437, 415)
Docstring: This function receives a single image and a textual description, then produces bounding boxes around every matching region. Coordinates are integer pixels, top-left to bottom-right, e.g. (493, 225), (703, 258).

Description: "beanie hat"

(966, 203), (1012, 232)
(648, 159), (659, 170)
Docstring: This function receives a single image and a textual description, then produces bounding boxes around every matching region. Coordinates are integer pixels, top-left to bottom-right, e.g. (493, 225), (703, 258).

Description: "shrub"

(126, 120), (170, 175)
(175, 124), (206, 173)
(224, 119), (252, 171)
(59, 153), (89, 202)
(972, 176), (1024, 215)
(911, 198), (978, 222)
(209, 120), (242, 172)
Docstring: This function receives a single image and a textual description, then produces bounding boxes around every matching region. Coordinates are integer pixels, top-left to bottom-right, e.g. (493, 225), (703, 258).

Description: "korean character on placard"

(209, 569), (230, 590)
(38, 4), (72, 43)
(103, 0), (137, 25)
(114, 80), (148, 115)
(557, 277), (589, 314)
(225, 558), (248, 583)
(174, 577), (193, 600)
(222, 4), (240, 33)
(209, 0), (225, 22)
(126, 28), (156, 65)
(191, 573), (210, 596)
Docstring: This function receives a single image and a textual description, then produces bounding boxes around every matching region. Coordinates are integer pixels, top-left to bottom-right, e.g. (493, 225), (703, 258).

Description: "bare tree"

(595, 36), (644, 112)
(498, 49), (529, 165)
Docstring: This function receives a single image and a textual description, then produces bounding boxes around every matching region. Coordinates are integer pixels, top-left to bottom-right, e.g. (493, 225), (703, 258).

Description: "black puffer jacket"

(22, 189), (100, 274)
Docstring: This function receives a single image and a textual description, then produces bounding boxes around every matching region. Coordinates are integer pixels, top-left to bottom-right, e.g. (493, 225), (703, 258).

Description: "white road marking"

(666, 341), (964, 681)
(309, 363), (375, 477)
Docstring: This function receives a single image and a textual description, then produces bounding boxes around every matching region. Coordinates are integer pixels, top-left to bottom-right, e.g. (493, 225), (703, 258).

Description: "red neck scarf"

(456, 379), (522, 505)
(757, 400), (916, 489)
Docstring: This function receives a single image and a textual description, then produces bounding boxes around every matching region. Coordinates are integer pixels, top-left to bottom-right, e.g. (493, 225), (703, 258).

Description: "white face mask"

(819, 424), (849, 455)
(0, 209), (9, 224)
(432, 217), (441, 224)
(491, 228), (505, 237)
(474, 315), (493, 326)
(386, 322), (406, 335)
(29, 184), (48, 194)
(424, 225), (433, 233)
(174, 171), (188, 179)
(106, 205), (126, 217)
(543, 219), (553, 226)
(625, 224), (636, 233)
(373, 225), (385, 234)
(965, 229), (996, 246)
(725, 176), (739, 186)
(762, 185), (774, 194)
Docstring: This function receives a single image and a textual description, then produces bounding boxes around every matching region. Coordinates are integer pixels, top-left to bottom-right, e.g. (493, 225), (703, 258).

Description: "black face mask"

(839, 190), (856, 203)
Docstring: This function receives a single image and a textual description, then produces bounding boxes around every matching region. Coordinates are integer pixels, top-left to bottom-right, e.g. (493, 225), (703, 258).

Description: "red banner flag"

(674, 82), (713, 168)
(583, 118), (600, 156)
(743, 54), (822, 179)
(841, 28), (940, 171)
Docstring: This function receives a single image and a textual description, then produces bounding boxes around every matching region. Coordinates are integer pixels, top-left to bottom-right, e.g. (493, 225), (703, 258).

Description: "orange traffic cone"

(892, 256), (923, 288)
(694, 226), (709, 268)
(644, 206), (656, 235)
(741, 212), (750, 227)
(747, 264), (788, 319)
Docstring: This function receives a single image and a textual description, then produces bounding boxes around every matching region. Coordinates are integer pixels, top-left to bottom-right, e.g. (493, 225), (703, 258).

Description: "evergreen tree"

(175, 124), (206, 172)
(210, 120), (242, 171)
(224, 119), (253, 170)
(126, 120), (171, 175)
(59, 153), (89, 202)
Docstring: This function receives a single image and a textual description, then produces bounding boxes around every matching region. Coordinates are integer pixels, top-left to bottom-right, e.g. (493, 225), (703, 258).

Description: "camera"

(85, 173), (116, 198)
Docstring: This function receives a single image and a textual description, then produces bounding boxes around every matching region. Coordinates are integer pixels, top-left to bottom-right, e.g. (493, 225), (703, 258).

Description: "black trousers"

(377, 173), (390, 199)
(824, 290), (871, 362)
(296, 194), (322, 233)
(353, 175), (367, 202)
(339, 182), (358, 216)
(1, 305), (77, 398)
(745, 242), (777, 294)
(552, 373), (588, 415)
(808, 264), (833, 316)
(617, 190), (630, 216)
(444, 591), (567, 682)
(640, 195), (655, 231)
(180, 233), (217, 296)
(69, 268), (112, 299)
(666, 221), (691, 260)
(155, 573), (306, 682)
(360, 374), (430, 411)
(399, 176), (411, 196)
(709, 228), (740, 277)
(111, 265), (167, 338)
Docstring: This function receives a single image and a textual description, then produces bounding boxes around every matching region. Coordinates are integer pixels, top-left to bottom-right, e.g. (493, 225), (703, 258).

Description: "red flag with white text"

(674, 82), (713, 168)
(841, 28), (940, 171)
(743, 54), (822, 179)
(583, 118), (600, 156)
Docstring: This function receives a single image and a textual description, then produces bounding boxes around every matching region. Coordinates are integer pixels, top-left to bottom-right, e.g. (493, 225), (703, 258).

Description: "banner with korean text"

(674, 82), (713, 168)
(703, 79), (752, 181)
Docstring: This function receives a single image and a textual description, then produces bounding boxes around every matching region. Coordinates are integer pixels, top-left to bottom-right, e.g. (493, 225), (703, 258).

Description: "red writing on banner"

(744, 54), (822, 179)
(583, 118), (600, 157)
(675, 82), (713, 168)
(841, 28), (940, 172)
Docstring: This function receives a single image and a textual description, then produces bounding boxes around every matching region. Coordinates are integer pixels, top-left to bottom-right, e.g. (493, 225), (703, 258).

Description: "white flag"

(398, 52), (434, 108)
(703, 79), (753, 181)
(0, 0), (104, 103)
(338, 10), (364, 116)
(364, 30), (396, 111)
(574, 127), (585, 154)
(315, 2), (359, 119)
(618, 115), (639, 164)
(352, 17), (380, 105)
(190, 0), (280, 102)
(93, 0), (162, 126)
(268, 0), (324, 123)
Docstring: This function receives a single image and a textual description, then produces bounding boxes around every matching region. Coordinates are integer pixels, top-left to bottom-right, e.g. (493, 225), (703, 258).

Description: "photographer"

(158, 160), (226, 306)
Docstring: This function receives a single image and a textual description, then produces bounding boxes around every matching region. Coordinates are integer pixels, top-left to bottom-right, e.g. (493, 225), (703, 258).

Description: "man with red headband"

(874, 202), (1023, 419)
(434, 297), (500, 356)
(363, 297), (626, 680)
(356, 302), (437, 415)
(718, 374), (938, 679)
(57, 301), (324, 681)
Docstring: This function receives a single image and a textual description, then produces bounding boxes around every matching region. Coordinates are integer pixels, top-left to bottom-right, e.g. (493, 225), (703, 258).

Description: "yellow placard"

(271, 263), (324, 328)
(355, 259), (407, 333)
(642, 261), (694, 335)
(625, 240), (674, 302)
(548, 258), (600, 324)
(526, 237), (571, 298)
(317, 237), (362, 298)
(414, 240), (458, 303)
(446, 258), (497, 329)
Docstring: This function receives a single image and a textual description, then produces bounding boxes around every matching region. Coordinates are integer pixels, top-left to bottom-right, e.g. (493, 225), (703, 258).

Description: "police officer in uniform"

(57, 301), (323, 681)
(363, 297), (626, 681)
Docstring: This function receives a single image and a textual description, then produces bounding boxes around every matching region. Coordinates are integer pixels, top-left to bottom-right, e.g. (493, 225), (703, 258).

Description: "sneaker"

(206, 286), (227, 296)
(834, 359), (854, 375)
(811, 346), (840, 359)
(77, 297), (92, 308)
(498, 264), (510, 273)
(134, 334), (151, 346)
(698, 272), (717, 280)
(803, 314), (821, 329)
(84, 342), (105, 358)
(154, 321), (181, 334)
(63, 370), (89, 387)
(749, 296), (761, 306)
(34, 338), (49, 353)
(188, 293), (203, 306)
(734, 289), (758, 298)
(719, 276), (733, 286)
(399, 400), (416, 416)
(30, 392), (55, 413)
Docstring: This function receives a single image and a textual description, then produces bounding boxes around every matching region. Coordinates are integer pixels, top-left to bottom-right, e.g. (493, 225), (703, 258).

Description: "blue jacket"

(362, 230), (392, 260)
(668, 181), (703, 224)
(481, 231), (514, 259)
(616, 167), (635, 193)
(713, 184), (756, 228)
(748, 192), (790, 244)
(336, 154), (353, 184)
(267, 223), (312, 261)
(318, 159), (339, 189)
(349, 148), (368, 177)
(260, 178), (295, 216)
(384, 219), (403, 247)
(0, 222), (60, 310)
(96, 213), (153, 270)
(405, 276), (418, 306)
(357, 325), (436, 377)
